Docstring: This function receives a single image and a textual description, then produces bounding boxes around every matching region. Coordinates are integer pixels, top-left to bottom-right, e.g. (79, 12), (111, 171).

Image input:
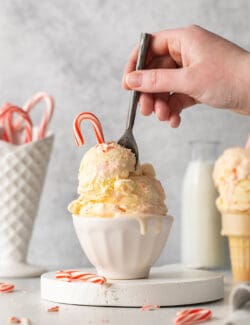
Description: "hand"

(122, 25), (250, 127)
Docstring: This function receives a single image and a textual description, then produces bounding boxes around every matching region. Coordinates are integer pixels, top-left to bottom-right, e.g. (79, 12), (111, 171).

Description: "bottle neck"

(190, 141), (218, 162)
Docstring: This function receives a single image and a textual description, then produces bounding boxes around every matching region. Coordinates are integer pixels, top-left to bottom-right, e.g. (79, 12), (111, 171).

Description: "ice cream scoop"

(213, 147), (250, 213)
(68, 141), (167, 220)
(70, 112), (167, 219)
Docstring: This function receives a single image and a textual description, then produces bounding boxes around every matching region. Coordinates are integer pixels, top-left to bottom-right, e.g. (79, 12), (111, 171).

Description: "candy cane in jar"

(22, 92), (54, 140)
(0, 104), (33, 144)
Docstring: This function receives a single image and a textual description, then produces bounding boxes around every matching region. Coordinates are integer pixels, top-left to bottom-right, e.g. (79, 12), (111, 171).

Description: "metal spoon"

(118, 33), (151, 165)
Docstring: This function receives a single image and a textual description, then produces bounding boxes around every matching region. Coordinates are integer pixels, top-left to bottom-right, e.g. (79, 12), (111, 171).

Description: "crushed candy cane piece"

(56, 270), (106, 285)
(140, 304), (160, 311)
(174, 308), (212, 325)
(8, 317), (21, 324)
(48, 306), (59, 312)
(0, 282), (15, 293)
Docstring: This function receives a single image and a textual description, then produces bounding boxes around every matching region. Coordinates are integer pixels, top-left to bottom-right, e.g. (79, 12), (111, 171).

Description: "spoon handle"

(126, 33), (151, 130)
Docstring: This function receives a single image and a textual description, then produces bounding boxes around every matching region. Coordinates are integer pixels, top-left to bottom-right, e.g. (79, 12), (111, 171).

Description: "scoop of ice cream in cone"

(213, 139), (250, 282)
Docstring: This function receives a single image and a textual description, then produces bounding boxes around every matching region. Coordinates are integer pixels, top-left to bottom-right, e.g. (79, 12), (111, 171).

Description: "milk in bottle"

(181, 141), (226, 268)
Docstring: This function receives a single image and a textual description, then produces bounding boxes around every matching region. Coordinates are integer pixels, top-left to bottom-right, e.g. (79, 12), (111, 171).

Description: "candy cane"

(22, 92), (54, 140)
(140, 304), (160, 311)
(48, 306), (59, 312)
(0, 103), (15, 142)
(73, 112), (105, 146)
(0, 104), (33, 144)
(70, 272), (106, 284)
(56, 270), (107, 284)
(174, 308), (212, 325)
(0, 282), (15, 293)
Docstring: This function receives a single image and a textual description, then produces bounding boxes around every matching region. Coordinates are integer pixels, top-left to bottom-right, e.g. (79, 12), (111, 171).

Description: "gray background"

(0, 0), (249, 269)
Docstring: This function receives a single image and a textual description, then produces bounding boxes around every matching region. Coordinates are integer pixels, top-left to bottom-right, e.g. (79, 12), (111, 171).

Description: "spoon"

(118, 33), (151, 165)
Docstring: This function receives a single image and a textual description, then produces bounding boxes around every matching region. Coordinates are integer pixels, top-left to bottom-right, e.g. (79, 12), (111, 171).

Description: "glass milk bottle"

(181, 141), (226, 268)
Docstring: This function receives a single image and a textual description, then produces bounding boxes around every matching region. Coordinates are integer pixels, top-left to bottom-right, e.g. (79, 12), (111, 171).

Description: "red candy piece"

(0, 282), (15, 293)
(56, 270), (107, 285)
(174, 308), (212, 325)
(48, 306), (59, 312)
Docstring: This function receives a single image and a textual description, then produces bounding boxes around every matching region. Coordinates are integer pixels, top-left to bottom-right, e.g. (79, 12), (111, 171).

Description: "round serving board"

(41, 264), (224, 307)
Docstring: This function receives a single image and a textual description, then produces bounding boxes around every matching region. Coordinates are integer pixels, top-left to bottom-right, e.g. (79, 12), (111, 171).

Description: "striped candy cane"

(22, 92), (54, 140)
(56, 270), (107, 284)
(174, 308), (212, 325)
(0, 104), (33, 144)
(0, 282), (15, 293)
(0, 103), (15, 142)
(73, 112), (105, 146)
(70, 271), (106, 284)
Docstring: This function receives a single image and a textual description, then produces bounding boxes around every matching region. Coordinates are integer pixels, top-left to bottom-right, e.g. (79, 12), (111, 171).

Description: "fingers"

(150, 29), (183, 55)
(125, 68), (191, 94)
(169, 114), (181, 128)
(154, 93), (170, 121)
(122, 28), (183, 89)
(139, 92), (196, 128)
(122, 46), (139, 89)
(139, 93), (154, 116)
(123, 54), (177, 90)
(146, 55), (177, 69)
(168, 93), (196, 127)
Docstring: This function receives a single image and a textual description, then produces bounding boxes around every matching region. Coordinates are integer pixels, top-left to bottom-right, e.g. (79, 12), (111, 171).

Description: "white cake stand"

(41, 264), (224, 307)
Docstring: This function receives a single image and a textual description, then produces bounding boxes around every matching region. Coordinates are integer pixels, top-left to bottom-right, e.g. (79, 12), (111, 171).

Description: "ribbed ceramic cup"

(72, 215), (173, 279)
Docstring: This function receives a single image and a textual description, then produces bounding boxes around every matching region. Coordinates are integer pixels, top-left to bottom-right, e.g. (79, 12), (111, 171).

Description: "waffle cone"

(221, 213), (250, 282)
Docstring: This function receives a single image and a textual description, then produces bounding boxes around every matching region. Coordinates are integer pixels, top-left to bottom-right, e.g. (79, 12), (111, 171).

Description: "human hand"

(122, 25), (250, 127)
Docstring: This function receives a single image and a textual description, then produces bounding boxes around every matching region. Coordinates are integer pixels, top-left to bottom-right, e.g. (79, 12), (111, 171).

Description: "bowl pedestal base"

(0, 262), (46, 278)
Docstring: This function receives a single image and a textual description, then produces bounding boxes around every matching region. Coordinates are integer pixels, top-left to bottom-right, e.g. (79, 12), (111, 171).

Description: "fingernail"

(126, 72), (142, 88)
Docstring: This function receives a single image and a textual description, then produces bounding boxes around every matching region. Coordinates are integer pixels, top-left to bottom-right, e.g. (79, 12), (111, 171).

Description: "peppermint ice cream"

(213, 147), (250, 214)
(68, 142), (167, 218)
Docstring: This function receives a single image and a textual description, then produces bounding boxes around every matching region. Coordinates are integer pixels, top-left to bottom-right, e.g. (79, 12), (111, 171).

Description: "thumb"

(125, 68), (191, 94)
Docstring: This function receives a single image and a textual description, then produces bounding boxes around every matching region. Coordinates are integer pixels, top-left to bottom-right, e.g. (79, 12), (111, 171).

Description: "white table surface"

(0, 272), (234, 325)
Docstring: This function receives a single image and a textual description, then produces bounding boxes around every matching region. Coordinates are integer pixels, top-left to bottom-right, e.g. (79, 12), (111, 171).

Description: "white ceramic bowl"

(72, 215), (173, 279)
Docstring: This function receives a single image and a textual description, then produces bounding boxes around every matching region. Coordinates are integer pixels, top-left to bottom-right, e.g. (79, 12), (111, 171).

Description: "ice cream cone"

(221, 213), (250, 282)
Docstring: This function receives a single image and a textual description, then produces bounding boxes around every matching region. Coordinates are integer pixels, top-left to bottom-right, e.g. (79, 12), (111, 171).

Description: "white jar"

(181, 141), (226, 268)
